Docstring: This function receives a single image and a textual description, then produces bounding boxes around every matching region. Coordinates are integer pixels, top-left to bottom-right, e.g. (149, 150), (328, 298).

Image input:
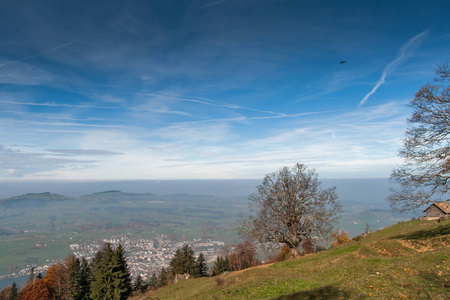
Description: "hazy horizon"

(0, 178), (393, 209)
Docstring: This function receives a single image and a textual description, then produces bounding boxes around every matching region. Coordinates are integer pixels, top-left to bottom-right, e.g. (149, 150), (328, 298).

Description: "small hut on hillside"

(423, 200), (450, 219)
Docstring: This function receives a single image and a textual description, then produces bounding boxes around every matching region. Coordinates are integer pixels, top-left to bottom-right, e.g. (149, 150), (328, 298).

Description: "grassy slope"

(143, 218), (450, 299)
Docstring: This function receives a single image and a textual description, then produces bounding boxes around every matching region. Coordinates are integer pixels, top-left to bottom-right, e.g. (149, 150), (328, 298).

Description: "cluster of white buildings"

(70, 234), (225, 279)
(0, 235), (226, 282)
(0, 264), (49, 281)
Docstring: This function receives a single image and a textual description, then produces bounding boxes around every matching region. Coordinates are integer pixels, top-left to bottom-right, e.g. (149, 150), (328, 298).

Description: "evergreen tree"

(157, 267), (168, 288)
(133, 275), (146, 293)
(196, 253), (208, 277)
(149, 273), (158, 289)
(224, 256), (231, 272)
(169, 244), (197, 277)
(9, 282), (18, 300)
(212, 256), (231, 276)
(169, 249), (182, 274)
(90, 243), (113, 300)
(90, 243), (131, 300)
(242, 260), (250, 270)
(111, 244), (132, 300)
(27, 267), (35, 285)
(69, 257), (83, 300)
(80, 257), (91, 299)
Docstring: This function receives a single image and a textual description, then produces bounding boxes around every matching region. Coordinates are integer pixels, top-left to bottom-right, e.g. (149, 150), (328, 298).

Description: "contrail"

(0, 39), (82, 68)
(358, 30), (428, 106)
(139, 92), (288, 117)
(202, 0), (227, 9)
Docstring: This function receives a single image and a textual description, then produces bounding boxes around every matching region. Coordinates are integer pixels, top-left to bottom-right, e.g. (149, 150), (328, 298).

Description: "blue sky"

(0, 0), (449, 180)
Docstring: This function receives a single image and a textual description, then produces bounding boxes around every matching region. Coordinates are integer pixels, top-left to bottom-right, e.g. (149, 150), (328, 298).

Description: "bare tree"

(240, 163), (341, 257)
(389, 64), (450, 211)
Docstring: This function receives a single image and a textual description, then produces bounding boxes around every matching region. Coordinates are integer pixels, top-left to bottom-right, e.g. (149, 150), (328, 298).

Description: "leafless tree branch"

(390, 64), (450, 211)
(240, 163), (341, 257)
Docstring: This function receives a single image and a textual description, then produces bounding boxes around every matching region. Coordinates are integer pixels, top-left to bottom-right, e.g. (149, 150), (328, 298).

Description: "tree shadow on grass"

(390, 224), (450, 240)
(270, 285), (351, 300)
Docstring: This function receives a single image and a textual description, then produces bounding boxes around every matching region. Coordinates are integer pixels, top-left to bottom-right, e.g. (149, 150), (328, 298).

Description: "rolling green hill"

(0, 192), (70, 209)
(142, 218), (450, 299)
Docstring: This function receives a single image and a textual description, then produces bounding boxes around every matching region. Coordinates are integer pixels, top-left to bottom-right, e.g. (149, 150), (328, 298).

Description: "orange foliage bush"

(331, 230), (350, 248)
(43, 261), (70, 299)
(0, 286), (11, 299)
(301, 237), (315, 254)
(19, 280), (52, 300)
(229, 241), (259, 271)
(267, 244), (291, 263)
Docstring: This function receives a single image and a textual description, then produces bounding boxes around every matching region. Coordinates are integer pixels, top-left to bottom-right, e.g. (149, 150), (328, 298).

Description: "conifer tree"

(242, 260), (250, 270)
(90, 243), (131, 300)
(91, 243), (115, 299)
(80, 257), (91, 299)
(212, 256), (231, 276)
(157, 267), (168, 288)
(196, 253), (208, 277)
(149, 273), (158, 289)
(69, 257), (84, 300)
(10, 282), (18, 300)
(169, 249), (182, 275)
(169, 244), (197, 277)
(133, 275), (146, 293)
(111, 244), (132, 300)
(27, 267), (35, 285)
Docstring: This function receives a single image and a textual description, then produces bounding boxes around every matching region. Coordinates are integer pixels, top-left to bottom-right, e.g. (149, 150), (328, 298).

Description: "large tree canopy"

(240, 163), (341, 257)
(390, 65), (450, 211)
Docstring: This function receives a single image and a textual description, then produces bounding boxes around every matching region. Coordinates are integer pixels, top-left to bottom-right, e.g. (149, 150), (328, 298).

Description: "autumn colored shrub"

(267, 244), (291, 263)
(229, 241), (259, 271)
(301, 237), (315, 254)
(43, 261), (70, 299)
(19, 280), (52, 300)
(331, 230), (350, 248)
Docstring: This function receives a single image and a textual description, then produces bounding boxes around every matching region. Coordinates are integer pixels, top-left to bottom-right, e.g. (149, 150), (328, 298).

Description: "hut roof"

(424, 200), (450, 214)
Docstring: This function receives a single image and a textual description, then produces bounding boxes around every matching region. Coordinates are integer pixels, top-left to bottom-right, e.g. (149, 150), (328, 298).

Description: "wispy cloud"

(46, 149), (123, 156)
(143, 108), (192, 117)
(358, 30), (428, 106)
(138, 93), (327, 120)
(138, 93), (283, 116)
(202, 0), (227, 9)
(0, 145), (92, 177)
(0, 99), (117, 109)
(24, 121), (125, 129)
(0, 40), (82, 68)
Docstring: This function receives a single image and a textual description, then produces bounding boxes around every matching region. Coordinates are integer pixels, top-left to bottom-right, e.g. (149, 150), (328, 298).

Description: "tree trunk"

(289, 247), (300, 258)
